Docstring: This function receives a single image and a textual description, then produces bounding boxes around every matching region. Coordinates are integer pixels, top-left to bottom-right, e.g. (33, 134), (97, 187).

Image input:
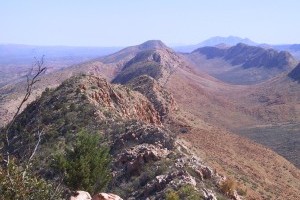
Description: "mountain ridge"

(193, 43), (296, 69)
(187, 43), (297, 84)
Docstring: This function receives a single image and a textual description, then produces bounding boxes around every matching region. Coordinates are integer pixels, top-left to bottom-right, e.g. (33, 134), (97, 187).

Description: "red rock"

(92, 193), (123, 200)
(69, 191), (91, 200)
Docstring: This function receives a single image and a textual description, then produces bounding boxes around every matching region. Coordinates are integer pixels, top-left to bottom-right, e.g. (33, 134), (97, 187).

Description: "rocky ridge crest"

(4, 73), (240, 199)
(112, 48), (184, 86)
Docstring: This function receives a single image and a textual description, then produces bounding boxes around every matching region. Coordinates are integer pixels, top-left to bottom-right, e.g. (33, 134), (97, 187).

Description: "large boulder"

(69, 191), (92, 200)
(111, 121), (175, 153)
(92, 193), (123, 200)
(202, 189), (217, 200)
(115, 144), (169, 175)
(70, 191), (123, 200)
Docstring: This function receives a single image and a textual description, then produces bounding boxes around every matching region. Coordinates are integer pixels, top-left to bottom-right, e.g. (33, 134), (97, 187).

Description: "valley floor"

(235, 123), (300, 168)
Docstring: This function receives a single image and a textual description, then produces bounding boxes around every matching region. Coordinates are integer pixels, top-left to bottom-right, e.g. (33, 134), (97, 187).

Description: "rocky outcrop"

(92, 193), (123, 200)
(78, 75), (162, 125)
(127, 75), (177, 121)
(111, 121), (174, 152)
(202, 189), (217, 200)
(142, 170), (197, 197)
(115, 144), (169, 176)
(112, 50), (164, 84)
(232, 190), (242, 200)
(70, 191), (92, 200)
(107, 120), (239, 200)
(173, 156), (215, 180)
(70, 192), (123, 200)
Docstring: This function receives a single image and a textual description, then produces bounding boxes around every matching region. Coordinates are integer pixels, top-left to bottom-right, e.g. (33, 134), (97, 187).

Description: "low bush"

(52, 130), (111, 195)
(165, 189), (180, 200)
(165, 185), (203, 200)
(220, 178), (236, 196)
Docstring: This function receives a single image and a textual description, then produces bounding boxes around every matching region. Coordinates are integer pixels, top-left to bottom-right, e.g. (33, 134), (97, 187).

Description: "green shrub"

(53, 130), (111, 195)
(0, 160), (63, 199)
(166, 189), (180, 200)
(165, 185), (203, 200)
(69, 103), (77, 111)
(178, 185), (203, 200)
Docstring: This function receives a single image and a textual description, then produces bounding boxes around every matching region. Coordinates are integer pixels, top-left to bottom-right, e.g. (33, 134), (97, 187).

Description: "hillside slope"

(164, 63), (300, 200)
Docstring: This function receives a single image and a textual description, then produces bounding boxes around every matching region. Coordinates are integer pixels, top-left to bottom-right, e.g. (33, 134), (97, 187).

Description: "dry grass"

(172, 113), (300, 200)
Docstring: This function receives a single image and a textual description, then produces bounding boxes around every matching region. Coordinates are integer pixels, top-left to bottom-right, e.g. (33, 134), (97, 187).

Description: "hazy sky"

(1, 0), (299, 46)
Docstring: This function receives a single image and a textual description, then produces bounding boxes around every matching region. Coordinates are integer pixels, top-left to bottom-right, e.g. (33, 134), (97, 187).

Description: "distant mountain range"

(173, 36), (257, 52)
(185, 43), (297, 84)
(173, 36), (300, 60)
(193, 43), (295, 69)
(199, 36), (257, 47)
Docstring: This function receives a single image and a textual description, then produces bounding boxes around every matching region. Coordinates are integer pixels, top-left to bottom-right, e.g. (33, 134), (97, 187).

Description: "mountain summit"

(138, 40), (169, 50)
(173, 36), (257, 52)
(99, 40), (170, 64)
(199, 36), (257, 47)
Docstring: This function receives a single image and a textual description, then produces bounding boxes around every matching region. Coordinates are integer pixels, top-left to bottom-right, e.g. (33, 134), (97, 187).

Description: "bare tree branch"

(3, 55), (46, 169)
(22, 128), (43, 179)
(28, 129), (43, 161)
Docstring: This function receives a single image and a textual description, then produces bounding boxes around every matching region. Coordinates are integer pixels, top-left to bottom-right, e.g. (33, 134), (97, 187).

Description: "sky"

(1, 0), (300, 46)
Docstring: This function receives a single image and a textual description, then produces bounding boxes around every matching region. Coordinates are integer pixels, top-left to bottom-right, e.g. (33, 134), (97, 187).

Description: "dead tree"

(0, 56), (65, 199)
(3, 56), (46, 168)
